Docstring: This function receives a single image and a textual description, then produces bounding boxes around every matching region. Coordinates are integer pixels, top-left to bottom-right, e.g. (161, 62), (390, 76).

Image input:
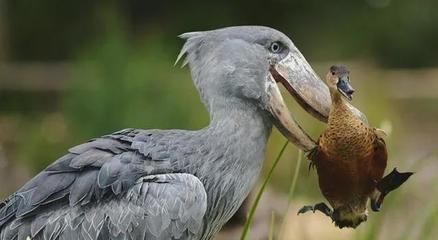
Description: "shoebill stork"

(0, 26), (336, 240)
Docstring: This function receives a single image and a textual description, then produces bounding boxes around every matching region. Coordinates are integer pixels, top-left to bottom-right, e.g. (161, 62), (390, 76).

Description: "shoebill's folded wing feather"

(0, 128), (207, 240)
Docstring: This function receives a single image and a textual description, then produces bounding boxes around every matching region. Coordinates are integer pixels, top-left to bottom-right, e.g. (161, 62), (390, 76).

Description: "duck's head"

(332, 202), (368, 228)
(326, 65), (355, 101)
(298, 200), (368, 229)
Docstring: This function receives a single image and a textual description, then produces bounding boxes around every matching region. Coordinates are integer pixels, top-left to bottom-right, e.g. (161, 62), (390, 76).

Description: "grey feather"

(69, 170), (98, 207)
(69, 150), (113, 169)
(30, 173), (76, 206)
(30, 213), (49, 238)
(175, 31), (205, 67)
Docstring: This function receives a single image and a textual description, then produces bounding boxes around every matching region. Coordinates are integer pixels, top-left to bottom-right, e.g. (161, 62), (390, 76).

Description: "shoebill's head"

(177, 26), (333, 151)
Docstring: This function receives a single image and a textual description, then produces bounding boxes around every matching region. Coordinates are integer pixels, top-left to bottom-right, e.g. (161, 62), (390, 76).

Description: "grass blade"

(279, 150), (303, 239)
(269, 211), (276, 240)
(287, 150), (303, 202)
(240, 141), (289, 240)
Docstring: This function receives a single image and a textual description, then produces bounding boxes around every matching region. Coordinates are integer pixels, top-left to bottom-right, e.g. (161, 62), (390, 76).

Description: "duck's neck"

(330, 88), (346, 105)
(322, 88), (374, 158)
(328, 88), (352, 121)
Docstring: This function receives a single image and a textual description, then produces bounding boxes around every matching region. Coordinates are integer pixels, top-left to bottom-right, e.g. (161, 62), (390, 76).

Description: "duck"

(298, 65), (413, 228)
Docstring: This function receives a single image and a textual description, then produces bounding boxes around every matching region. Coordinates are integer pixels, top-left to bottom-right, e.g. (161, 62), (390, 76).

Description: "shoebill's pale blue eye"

(270, 42), (282, 53)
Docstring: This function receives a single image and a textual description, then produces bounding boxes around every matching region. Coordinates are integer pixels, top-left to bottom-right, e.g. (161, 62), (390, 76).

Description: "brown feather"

(307, 79), (388, 227)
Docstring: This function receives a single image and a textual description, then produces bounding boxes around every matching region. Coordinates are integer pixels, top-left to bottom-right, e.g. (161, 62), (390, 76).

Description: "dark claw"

(297, 205), (315, 215)
(370, 198), (381, 212)
(372, 168), (413, 211)
(298, 202), (333, 218)
(313, 202), (333, 217)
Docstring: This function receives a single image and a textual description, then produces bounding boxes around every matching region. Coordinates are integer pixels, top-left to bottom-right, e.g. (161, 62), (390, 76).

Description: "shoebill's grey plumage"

(0, 26), (337, 240)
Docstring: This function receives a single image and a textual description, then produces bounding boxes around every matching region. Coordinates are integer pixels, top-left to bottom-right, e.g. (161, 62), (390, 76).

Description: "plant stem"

(288, 150), (303, 202)
(279, 150), (303, 239)
(240, 141), (289, 240)
(269, 211), (276, 240)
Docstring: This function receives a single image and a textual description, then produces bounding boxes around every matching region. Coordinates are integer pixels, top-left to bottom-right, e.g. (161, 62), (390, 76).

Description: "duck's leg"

(371, 168), (413, 211)
(298, 202), (333, 218)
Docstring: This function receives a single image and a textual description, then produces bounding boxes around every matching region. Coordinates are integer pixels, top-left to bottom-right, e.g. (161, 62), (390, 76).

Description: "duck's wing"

(369, 132), (414, 211)
(374, 128), (387, 139)
(0, 128), (207, 240)
(369, 132), (388, 183)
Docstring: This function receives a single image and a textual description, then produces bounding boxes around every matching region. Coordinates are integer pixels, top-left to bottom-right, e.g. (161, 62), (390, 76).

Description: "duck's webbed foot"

(371, 168), (414, 212)
(298, 202), (333, 219)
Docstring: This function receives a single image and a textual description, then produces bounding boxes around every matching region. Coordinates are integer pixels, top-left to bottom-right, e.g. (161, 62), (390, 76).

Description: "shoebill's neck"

(195, 96), (273, 239)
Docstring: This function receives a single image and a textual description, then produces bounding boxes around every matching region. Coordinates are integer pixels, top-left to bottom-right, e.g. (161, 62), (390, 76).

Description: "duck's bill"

(266, 51), (331, 152)
(337, 77), (355, 101)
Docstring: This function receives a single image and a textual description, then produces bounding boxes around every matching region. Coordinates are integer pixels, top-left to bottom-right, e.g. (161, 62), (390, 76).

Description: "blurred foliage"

(15, 113), (70, 171)
(64, 13), (208, 141)
(2, 0), (438, 67)
(14, 12), (210, 171)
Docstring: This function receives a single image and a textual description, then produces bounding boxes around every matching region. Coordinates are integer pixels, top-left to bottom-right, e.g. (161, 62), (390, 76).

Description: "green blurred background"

(0, 0), (437, 239)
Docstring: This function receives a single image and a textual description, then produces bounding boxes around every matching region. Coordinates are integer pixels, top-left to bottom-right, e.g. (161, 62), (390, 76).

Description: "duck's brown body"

(300, 65), (412, 228)
(311, 91), (387, 227)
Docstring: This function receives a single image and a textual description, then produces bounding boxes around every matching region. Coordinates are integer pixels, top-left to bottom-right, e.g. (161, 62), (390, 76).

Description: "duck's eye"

(331, 72), (336, 75)
(270, 42), (282, 53)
